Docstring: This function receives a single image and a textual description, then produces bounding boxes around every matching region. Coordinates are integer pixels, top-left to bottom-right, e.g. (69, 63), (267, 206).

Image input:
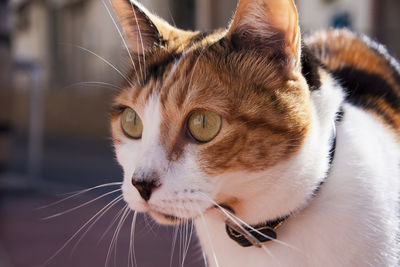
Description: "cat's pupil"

(134, 113), (137, 126)
(202, 115), (206, 129)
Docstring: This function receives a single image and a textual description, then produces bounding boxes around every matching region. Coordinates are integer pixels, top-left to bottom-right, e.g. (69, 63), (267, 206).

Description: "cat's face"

(110, 0), (312, 225)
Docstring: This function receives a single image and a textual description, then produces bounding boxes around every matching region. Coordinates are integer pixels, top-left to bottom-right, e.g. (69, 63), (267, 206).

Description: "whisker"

(170, 223), (179, 267)
(105, 206), (125, 267)
(182, 218), (194, 267)
(130, 2), (146, 83)
(176, 205), (184, 267)
(70, 194), (125, 255)
(178, 221), (183, 267)
(97, 203), (128, 245)
(167, 7), (186, 53)
(198, 210), (220, 267)
(105, 205), (129, 267)
(60, 43), (135, 88)
(43, 195), (123, 266)
(183, 219), (189, 267)
(188, 45), (208, 91)
(223, 207), (300, 252)
(212, 203), (275, 259)
(38, 182), (122, 210)
(102, 1), (141, 83)
(128, 211), (138, 267)
(202, 250), (208, 267)
(62, 81), (125, 91)
(43, 188), (122, 220)
(114, 207), (131, 267)
(181, 219), (187, 267)
(143, 213), (157, 235)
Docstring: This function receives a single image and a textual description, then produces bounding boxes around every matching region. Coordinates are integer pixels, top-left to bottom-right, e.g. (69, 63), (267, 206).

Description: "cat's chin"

(149, 210), (185, 225)
(148, 204), (227, 225)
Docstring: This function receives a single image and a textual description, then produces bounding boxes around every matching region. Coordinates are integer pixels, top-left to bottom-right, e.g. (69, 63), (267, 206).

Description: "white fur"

(117, 92), (214, 219)
(195, 78), (400, 267)
(116, 76), (400, 266)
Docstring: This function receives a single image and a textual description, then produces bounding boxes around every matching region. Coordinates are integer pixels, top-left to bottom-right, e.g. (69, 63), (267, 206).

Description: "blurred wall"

(0, 0), (12, 173)
(10, 0), (124, 137)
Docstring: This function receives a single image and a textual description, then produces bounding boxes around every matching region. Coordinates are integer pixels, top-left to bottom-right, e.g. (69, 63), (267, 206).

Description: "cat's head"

(110, 0), (314, 225)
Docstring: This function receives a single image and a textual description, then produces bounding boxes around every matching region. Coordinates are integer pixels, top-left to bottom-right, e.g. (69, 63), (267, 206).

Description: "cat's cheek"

(121, 180), (148, 213)
(114, 142), (137, 169)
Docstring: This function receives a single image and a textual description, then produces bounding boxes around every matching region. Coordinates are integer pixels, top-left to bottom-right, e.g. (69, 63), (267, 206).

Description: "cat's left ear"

(110, 0), (163, 54)
(227, 0), (301, 67)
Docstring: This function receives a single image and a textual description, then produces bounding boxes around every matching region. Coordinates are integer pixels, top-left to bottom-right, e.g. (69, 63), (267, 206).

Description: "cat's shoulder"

(305, 28), (400, 134)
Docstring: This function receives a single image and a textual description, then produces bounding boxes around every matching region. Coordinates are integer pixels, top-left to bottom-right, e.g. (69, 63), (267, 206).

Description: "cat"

(109, 0), (400, 266)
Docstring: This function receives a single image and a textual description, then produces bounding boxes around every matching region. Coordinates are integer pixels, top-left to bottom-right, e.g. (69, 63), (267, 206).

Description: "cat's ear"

(110, 0), (162, 54)
(227, 0), (301, 66)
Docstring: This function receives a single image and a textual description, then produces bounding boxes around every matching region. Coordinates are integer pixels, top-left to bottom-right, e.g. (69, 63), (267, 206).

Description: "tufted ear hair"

(110, 0), (163, 54)
(227, 0), (301, 67)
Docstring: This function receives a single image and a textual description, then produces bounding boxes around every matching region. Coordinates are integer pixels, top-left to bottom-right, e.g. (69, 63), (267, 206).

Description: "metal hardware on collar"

(225, 215), (288, 247)
(225, 110), (342, 248)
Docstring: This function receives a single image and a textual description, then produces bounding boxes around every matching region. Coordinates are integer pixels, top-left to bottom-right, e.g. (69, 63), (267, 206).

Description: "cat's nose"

(131, 173), (161, 201)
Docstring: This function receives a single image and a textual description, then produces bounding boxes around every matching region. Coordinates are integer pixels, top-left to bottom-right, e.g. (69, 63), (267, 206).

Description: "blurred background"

(0, 0), (399, 266)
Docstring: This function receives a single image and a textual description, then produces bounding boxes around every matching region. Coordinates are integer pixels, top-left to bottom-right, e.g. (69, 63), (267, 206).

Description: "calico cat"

(109, 0), (400, 266)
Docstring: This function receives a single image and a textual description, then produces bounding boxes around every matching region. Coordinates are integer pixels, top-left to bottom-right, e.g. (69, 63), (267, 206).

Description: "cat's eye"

(121, 108), (143, 139)
(188, 110), (222, 143)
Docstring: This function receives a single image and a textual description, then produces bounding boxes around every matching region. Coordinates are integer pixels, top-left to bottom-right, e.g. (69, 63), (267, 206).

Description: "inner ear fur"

(111, 0), (199, 55)
(227, 0), (301, 66)
(110, 0), (162, 54)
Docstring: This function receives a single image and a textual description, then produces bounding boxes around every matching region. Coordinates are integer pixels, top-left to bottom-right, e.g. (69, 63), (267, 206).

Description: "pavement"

(0, 191), (204, 267)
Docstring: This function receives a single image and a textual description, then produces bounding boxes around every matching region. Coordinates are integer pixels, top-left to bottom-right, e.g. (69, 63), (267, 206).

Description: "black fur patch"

(333, 67), (400, 127)
(301, 45), (322, 91)
(360, 35), (400, 87)
(188, 30), (215, 46)
(143, 53), (182, 84)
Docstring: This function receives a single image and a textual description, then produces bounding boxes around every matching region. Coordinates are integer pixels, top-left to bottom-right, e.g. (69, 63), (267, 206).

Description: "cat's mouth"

(148, 209), (188, 225)
(148, 203), (233, 225)
(150, 210), (182, 224)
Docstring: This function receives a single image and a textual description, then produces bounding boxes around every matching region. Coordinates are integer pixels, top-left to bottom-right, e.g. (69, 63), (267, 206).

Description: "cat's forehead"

(116, 38), (291, 114)
(117, 51), (224, 109)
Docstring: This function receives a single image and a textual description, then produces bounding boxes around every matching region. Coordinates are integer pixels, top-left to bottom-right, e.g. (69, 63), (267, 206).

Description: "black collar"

(225, 215), (288, 247)
(225, 111), (342, 248)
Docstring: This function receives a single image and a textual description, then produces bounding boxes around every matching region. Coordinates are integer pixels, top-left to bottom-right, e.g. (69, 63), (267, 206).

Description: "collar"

(225, 215), (288, 247)
(225, 111), (342, 248)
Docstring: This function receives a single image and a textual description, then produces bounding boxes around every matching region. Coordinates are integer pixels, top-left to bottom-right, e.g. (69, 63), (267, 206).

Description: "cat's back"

(306, 29), (400, 136)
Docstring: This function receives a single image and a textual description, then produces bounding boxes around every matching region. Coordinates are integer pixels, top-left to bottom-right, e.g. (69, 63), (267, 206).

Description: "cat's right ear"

(110, 0), (162, 54)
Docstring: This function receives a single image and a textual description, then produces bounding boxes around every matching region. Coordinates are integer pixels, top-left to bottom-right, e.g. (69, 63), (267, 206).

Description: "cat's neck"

(195, 74), (345, 266)
(208, 71), (344, 226)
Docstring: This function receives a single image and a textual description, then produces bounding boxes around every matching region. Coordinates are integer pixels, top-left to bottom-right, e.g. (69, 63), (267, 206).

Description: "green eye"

(188, 110), (222, 143)
(121, 108), (143, 139)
